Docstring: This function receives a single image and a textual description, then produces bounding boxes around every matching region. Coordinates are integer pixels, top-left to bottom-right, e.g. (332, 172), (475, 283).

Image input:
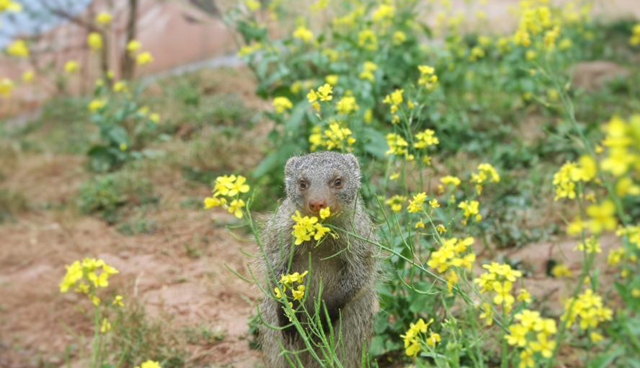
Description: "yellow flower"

(88, 99), (107, 112)
(325, 74), (338, 86)
(459, 200), (482, 223)
(65, 60), (80, 73)
(551, 263), (573, 278)
(575, 236), (602, 254)
(319, 207), (331, 220)
(273, 96), (293, 113)
(150, 113), (160, 123)
(493, 281), (515, 308)
(21, 70), (34, 83)
(372, 4), (395, 23)
(407, 192), (427, 213)
(113, 81), (128, 93)
(385, 133), (409, 157)
(291, 211), (319, 245)
(630, 23), (640, 45)
(386, 195), (407, 213)
(336, 96), (358, 115)
(204, 195), (226, 209)
(291, 285), (305, 301)
(96, 12), (113, 25)
(393, 31), (407, 45)
(293, 25), (314, 43)
(136, 361), (161, 368)
(313, 223), (330, 241)
(0, 78), (14, 97)
(228, 199), (245, 218)
(100, 318), (111, 333)
(59, 258), (119, 296)
(506, 323), (528, 347)
(317, 83), (333, 101)
(427, 332), (441, 347)
(137, 52), (154, 65)
(7, 39), (29, 57)
(88, 32), (103, 50)
(359, 61), (378, 82)
(418, 65), (438, 89)
(517, 289), (532, 303)
(590, 331), (604, 342)
(127, 40), (142, 53)
(245, 0), (261, 11)
(586, 200), (617, 234)
(415, 221), (425, 229)
(414, 129), (439, 149)
(479, 302), (493, 326)
(113, 295), (125, 307)
(440, 176), (461, 187)
(280, 271), (308, 285)
(0, 0), (22, 12)
(358, 29), (378, 51)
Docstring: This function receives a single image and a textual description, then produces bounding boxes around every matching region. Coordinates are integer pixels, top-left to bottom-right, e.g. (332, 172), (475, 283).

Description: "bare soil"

(0, 152), (262, 368)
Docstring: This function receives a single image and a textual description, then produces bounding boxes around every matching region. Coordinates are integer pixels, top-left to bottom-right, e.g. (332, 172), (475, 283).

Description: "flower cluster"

(204, 175), (251, 218)
(359, 61), (378, 82)
(471, 163), (501, 194)
(427, 237), (476, 291)
(474, 262), (524, 311)
(274, 271), (308, 304)
(383, 89), (405, 124)
(291, 209), (331, 245)
(552, 156), (596, 200)
(273, 96), (293, 113)
(417, 65), (438, 90)
(458, 200), (481, 224)
(385, 195), (407, 213)
(307, 83), (333, 112)
(513, 0), (560, 52)
(385, 133), (412, 161)
(309, 122), (356, 152)
(60, 258), (119, 306)
(630, 23), (640, 46)
(506, 309), (558, 368)
(401, 318), (440, 357)
(561, 289), (613, 335)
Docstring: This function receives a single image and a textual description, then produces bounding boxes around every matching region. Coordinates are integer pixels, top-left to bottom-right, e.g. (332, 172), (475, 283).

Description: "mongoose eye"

(333, 178), (343, 188)
(299, 180), (308, 190)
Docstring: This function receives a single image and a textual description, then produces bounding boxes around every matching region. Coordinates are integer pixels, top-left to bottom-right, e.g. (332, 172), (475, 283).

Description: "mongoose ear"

(285, 156), (300, 178)
(344, 153), (361, 179)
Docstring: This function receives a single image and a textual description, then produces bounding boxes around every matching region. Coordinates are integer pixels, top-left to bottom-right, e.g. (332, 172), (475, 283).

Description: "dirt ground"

(0, 153), (262, 367)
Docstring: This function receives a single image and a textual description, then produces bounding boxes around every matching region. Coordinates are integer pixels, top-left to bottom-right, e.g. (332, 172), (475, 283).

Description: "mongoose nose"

(308, 200), (327, 213)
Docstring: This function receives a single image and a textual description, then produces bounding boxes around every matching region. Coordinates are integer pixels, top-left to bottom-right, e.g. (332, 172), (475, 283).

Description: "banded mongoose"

(258, 151), (378, 368)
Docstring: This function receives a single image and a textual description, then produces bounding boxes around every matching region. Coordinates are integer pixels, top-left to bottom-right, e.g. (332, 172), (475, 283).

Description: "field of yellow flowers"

(1, 0), (640, 367)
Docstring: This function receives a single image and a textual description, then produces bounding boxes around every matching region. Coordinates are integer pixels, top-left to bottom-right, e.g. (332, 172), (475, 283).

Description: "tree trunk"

(122, 0), (139, 80)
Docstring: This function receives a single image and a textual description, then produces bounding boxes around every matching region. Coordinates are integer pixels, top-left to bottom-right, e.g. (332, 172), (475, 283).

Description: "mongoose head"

(285, 152), (361, 216)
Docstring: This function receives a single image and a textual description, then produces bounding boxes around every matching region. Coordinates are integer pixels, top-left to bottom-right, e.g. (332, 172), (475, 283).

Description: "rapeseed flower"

(273, 96), (293, 113)
(137, 52), (154, 65)
(386, 195), (407, 213)
(7, 39), (28, 57)
(0, 78), (14, 97)
(88, 32), (103, 50)
(65, 60), (80, 73)
(96, 12), (112, 25)
(293, 25), (314, 43)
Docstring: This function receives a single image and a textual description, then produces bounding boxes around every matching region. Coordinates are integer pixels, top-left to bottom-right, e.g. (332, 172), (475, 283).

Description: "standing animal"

(258, 152), (378, 368)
